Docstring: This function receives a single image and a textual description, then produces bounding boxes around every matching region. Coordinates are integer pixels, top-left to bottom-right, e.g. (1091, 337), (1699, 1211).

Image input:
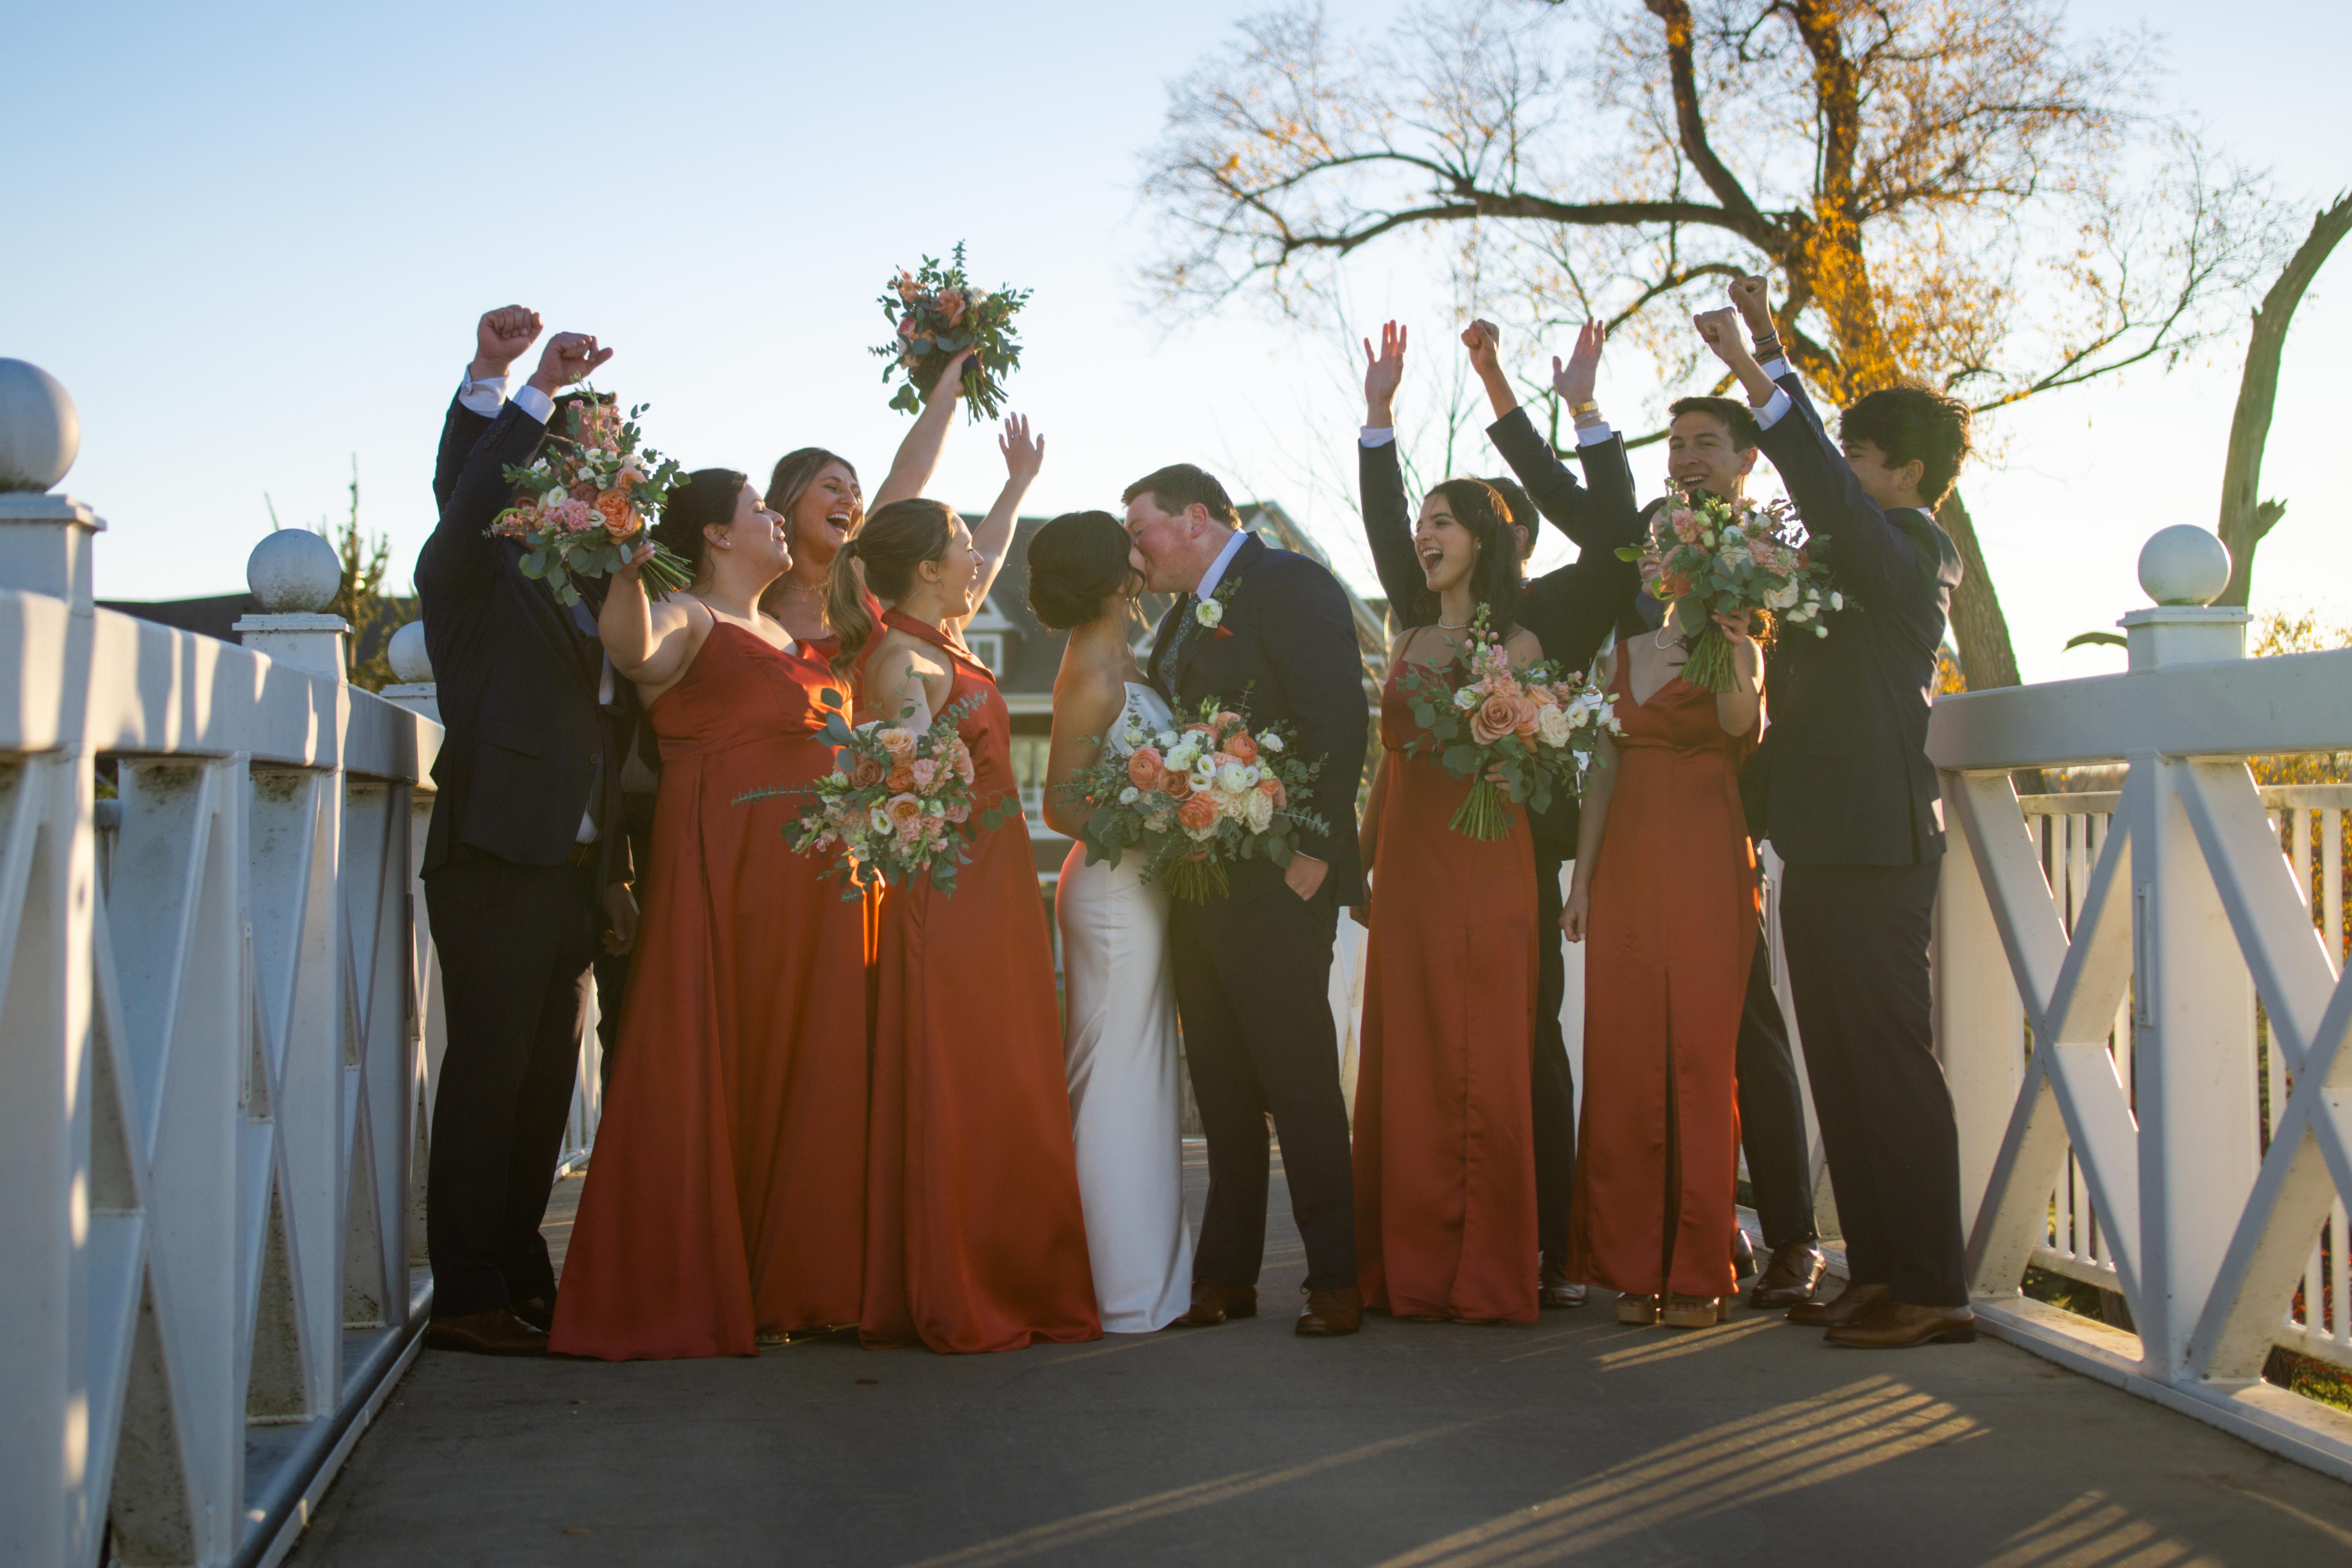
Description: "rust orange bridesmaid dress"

(549, 624), (869, 1359)
(1353, 636), (1541, 1323)
(859, 609), (1101, 1353)
(1568, 659), (1759, 1303)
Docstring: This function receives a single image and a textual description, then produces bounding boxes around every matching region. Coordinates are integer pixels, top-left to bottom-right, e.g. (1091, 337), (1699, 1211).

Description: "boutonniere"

(1194, 573), (1242, 639)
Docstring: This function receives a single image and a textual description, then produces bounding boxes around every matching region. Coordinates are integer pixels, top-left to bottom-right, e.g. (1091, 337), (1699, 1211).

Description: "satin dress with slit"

(1568, 659), (1759, 1301)
(860, 610), (1102, 1353)
(550, 623), (870, 1359)
(1352, 645), (1541, 1323)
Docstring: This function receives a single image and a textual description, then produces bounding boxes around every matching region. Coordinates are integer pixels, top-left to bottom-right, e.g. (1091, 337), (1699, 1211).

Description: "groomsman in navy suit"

(1128, 464), (1371, 1338)
(1700, 278), (1977, 1348)
(417, 309), (635, 1356)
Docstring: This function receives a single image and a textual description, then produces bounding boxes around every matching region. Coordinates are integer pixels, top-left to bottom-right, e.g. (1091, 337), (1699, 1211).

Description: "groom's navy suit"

(1750, 364), (1968, 1308)
(1150, 532), (1369, 1291)
(419, 391), (631, 1318)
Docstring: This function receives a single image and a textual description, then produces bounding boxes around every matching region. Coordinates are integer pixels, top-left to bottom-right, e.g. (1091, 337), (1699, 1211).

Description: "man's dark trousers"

(1531, 854), (1576, 1260)
(1737, 900), (1816, 1252)
(1777, 860), (1966, 1306)
(425, 852), (599, 1317)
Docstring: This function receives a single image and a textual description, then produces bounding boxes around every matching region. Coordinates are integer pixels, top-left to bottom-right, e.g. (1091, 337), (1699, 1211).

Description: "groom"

(1126, 464), (1371, 1337)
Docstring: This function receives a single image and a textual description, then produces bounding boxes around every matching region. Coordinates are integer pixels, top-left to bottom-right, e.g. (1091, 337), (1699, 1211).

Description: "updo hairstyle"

(1025, 511), (1140, 632)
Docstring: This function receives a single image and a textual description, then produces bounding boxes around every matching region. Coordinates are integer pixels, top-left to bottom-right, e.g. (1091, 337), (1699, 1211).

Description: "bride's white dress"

(1057, 681), (1195, 1332)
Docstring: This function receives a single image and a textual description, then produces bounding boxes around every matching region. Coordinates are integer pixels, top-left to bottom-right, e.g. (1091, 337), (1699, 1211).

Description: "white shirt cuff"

(511, 384), (554, 426)
(1573, 421), (1614, 448)
(1759, 357), (1792, 381)
(1360, 427), (1396, 448)
(1752, 388), (1792, 431)
(457, 368), (508, 417)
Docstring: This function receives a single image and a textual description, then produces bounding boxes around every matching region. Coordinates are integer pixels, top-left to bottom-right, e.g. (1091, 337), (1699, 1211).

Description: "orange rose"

(1162, 769), (1193, 801)
(1185, 722), (1215, 737)
(1527, 683), (1559, 708)
(849, 753), (886, 788)
(1214, 711), (1242, 728)
(1177, 793), (1219, 833)
(878, 727), (917, 759)
(886, 761), (916, 793)
(1257, 775), (1286, 810)
(884, 793), (924, 830)
(1472, 690), (1536, 746)
(593, 489), (639, 540)
(1219, 733), (1258, 764)
(1127, 746), (1165, 790)
(936, 288), (967, 326)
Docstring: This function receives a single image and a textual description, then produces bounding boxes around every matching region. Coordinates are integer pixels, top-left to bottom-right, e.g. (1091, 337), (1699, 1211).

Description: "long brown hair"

(825, 497), (954, 679)
(765, 447), (859, 548)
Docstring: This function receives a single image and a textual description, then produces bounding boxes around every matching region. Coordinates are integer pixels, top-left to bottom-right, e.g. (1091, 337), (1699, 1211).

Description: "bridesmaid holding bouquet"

(824, 421), (1102, 1354)
(1353, 438), (1544, 1325)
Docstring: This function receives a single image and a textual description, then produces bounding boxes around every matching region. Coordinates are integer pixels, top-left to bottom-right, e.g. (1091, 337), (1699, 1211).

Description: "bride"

(1029, 511), (1196, 1333)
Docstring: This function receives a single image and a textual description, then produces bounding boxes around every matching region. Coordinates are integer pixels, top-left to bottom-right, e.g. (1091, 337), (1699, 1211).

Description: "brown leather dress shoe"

(1537, 1254), (1589, 1310)
(1295, 1286), (1363, 1337)
(1748, 1243), (1828, 1309)
(1825, 1298), (1978, 1348)
(1172, 1281), (1259, 1327)
(425, 1308), (548, 1357)
(1785, 1279), (1888, 1327)
(511, 1294), (556, 1334)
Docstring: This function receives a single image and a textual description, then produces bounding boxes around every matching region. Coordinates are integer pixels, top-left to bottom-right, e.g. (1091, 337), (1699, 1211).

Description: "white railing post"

(379, 622), (443, 1268)
(1935, 787), (2025, 1262)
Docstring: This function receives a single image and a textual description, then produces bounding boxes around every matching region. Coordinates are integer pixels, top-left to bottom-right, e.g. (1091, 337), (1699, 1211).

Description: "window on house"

(965, 632), (1004, 671)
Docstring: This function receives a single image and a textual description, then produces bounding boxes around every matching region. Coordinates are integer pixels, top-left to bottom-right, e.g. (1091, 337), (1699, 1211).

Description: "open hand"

(1729, 275), (1773, 336)
(999, 413), (1044, 484)
(473, 305), (542, 379)
(1363, 321), (1407, 423)
(1550, 319), (1606, 407)
(528, 332), (614, 394)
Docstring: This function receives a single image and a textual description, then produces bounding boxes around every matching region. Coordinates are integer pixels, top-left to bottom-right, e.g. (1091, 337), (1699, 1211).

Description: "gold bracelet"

(1568, 399), (1599, 418)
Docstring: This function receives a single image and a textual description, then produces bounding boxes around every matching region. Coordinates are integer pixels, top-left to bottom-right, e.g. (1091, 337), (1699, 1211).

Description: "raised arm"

(1473, 320), (1635, 554)
(958, 414), (1041, 624)
(870, 347), (975, 511)
(1357, 322), (1423, 615)
(598, 540), (708, 692)
(437, 306), (543, 510)
(1695, 304), (1927, 600)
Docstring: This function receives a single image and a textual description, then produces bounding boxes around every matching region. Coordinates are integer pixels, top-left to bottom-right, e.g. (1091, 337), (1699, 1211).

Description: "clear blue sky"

(8, 0), (2346, 681)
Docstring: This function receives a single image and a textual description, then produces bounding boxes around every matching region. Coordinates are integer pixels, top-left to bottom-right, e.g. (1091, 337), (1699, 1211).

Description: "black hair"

(1411, 478), (1523, 638)
(1026, 511), (1141, 631)
(1839, 385), (1974, 506)
(1668, 395), (1762, 451)
(825, 497), (955, 678)
(1120, 462), (1242, 528)
(651, 468), (748, 578)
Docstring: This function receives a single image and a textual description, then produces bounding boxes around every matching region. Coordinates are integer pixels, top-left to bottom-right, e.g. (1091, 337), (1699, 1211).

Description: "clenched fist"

(472, 305), (542, 380)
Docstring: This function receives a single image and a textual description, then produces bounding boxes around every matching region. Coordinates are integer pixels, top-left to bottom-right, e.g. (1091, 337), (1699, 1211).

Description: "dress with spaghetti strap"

(550, 623), (869, 1358)
(859, 610), (1102, 1352)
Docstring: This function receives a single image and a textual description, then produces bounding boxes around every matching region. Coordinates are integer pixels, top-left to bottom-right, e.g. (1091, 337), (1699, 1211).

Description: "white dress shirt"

(1194, 527), (1250, 601)
(1359, 418), (1617, 449)
(1749, 357), (1795, 430)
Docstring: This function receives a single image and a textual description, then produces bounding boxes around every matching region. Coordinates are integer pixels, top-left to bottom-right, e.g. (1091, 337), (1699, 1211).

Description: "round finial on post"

(246, 529), (344, 612)
(387, 621), (433, 683)
(2137, 525), (2232, 607)
(0, 360), (82, 493)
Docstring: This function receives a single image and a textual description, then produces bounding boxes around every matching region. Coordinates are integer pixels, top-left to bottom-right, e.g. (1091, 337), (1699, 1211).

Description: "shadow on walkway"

(294, 1146), (2352, 1567)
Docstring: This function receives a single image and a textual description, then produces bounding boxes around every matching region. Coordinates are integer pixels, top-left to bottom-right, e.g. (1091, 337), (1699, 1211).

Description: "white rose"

(1259, 732), (1284, 752)
(1765, 583), (1799, 611)
(1119, 786), (1141, 805)
(1243, 788), (1274, 833)
(542, 486), (568, 509)
(1195, 597), (1225, 629)
(1452, 688), (1478, 711)
(1156, 730), (1179, 749)
(1537, 706), (1573, 748)
(1829, 591), (1844, 611)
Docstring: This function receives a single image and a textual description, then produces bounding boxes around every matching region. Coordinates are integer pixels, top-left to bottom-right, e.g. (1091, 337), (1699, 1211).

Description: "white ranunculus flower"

(1189, 764), (1218, 797)
(542, 487), (568, 509)
(1216, 761), (1258, 795)
(1156, 730), (1179, 749)
(1260, 731), (1284, 752)
(1119, 786), (1141, 805)
(1537, 706), (1573, 749)
(1166, 739), (1201, 771)
(1244, 787), (1275, 833)
(1452, 687), (1478, 711)
(1195, 597), (1225, 629)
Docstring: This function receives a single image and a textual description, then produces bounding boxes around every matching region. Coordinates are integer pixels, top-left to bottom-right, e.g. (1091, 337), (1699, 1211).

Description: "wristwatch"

(1568, 399), (1599, 419)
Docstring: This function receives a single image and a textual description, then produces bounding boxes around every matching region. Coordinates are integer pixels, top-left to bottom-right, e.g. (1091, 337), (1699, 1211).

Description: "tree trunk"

(1935, 487), (2021, 690)
(2215, 192), (2352, 607)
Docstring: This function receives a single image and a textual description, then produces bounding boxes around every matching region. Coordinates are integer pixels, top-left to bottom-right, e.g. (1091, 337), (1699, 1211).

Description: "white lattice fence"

(1930, 597), (2352, 1479)
(0, 493), (442, 1568)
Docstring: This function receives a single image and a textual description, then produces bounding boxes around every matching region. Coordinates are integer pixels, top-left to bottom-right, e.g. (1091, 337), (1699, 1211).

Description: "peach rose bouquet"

(1614, 487), (1835, 691)
(489, 391), (691, 605)
(872, 242), (1030, 422)
(1397, 604), (1618, 841)
(1052, 699), (1330, 903)
(746, 693), (1014, 898)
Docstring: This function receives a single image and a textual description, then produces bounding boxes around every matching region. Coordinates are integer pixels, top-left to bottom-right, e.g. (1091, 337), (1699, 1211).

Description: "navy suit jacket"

(417, 393), (629, 883)
(1148, 533), (1371, 906)
(1357, 410), (1643, 857)
(1751, 370), (1963, 866)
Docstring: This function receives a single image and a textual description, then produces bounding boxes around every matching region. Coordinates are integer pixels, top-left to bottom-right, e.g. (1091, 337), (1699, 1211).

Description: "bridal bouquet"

(753, 695), (1016, 898)
(1615, 488), (1837, 690)
(1057, 700), (1329, 903)
(490, 394), (693, 605)
(1397, 605), (1618, 841)
(873, 242), (1030, 421)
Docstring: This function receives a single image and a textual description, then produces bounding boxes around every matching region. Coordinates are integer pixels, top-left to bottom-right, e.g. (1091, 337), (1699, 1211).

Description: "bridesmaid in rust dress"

(551, 469), (868, 1359)
(824, 424), (1101, 1355)
(1351, 473), (1542, 1325)
(1563, 595), (1765, 1329)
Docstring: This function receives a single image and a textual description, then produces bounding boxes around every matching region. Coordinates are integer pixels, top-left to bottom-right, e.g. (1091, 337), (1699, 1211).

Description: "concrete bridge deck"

(291, 1152), (2352, 1567)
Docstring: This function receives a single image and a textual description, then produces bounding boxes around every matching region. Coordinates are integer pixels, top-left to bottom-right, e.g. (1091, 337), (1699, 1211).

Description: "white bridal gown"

(1056, 681), (1196, 1332)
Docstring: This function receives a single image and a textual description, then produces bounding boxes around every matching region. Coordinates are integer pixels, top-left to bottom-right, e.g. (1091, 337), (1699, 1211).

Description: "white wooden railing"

(1931, 531), (2352, 1479)
(0, 485), (448, 1568)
